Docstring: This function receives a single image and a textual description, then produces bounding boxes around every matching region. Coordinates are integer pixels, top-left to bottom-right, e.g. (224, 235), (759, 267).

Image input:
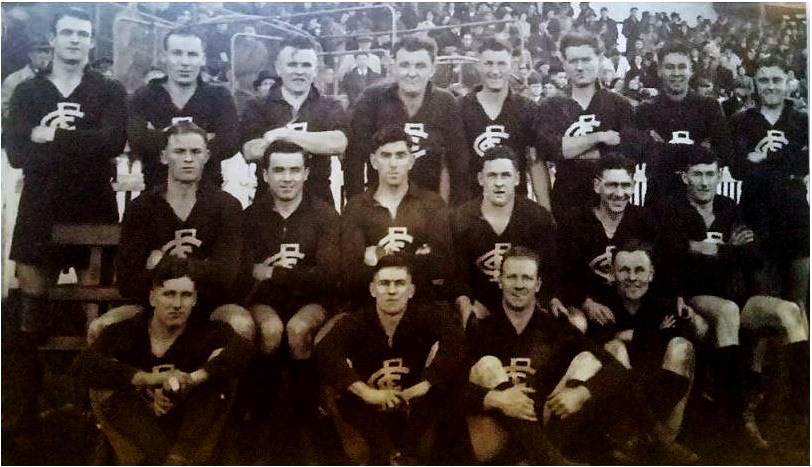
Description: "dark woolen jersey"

(557, 205), (657, 308)
(116, 187), (244, 309)
(73, 312), (253, 390)
(344, 82), (472, 205)
(635, 92), (733, 203)
(450, 196), (558, 308)
(340, 185), (453, 302)
(653, 194), (763, 304)
(128, 77), (240, 189)
(6, 70), (126, 263)
(464, 306), (627, 413)
(242, 193), (340, 305)
(458, 87), (538, 194)
(535, 87), (640, 195)
(317, 303), (465, 393)
(239, 83), (347, 204)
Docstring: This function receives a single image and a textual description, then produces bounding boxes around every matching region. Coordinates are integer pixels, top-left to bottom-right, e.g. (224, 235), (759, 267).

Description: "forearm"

(285, 129), (347, 155)
(561, 134), (601, 159)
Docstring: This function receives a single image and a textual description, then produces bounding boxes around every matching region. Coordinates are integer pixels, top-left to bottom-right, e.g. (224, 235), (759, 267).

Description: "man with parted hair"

(340, 125), (453, 307)
(6, 7), (127, 339)
(450, 146), (560, 328)
(316, 253), (465, 465)
(458, 37), (551, 208)
(88, 121), (255, 344)
(240, 35), (348, 206)
(128, 26), (240, 190)
(653, 146), (809, 449)
(345, 36), (471, 205)
(634, 41), (733, 205)
(463, 246), (698, 464)
(535, 30), (640, 221)
(73, 256), (253, 465)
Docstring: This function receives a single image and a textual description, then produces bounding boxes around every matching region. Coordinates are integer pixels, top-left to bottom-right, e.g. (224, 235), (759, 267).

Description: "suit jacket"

(340, 68), (382, 105)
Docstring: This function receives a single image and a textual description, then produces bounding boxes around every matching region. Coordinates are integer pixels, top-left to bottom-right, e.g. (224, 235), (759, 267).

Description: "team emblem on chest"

(474, 125), (510, 157)
(505, 357), (536, 385)
(368, 358), (410, 390)
(162, 229), (202, 257)
(588, 245), (616, 283)
(669, 130), (694, 144)
(476, 242), (512, 282)
(755, 129), (789, 154)
(40, 102), (84, 130)
(565, 115), (600, 137)
(404, 123), (428, 159)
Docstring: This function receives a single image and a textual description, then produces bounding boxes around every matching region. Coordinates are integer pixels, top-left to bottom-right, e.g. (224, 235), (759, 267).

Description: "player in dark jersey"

(73, 257), (253, 465)
(344, 36), (471, 206)
(242, 141), (340, 458)
(535, 31), (639, 221)
(88, 122), (255, 343)
(450, 146), (561, 327)
(728, 56), (809, 318)
(457, 38), (550, 208)
(635, 41), (733, 205)
(340, 126), (453, 307)
(588, 240), (696, 445)
(6, 8), (126, 338)
(464, 247), (698, 464)
(128, 27), (240, 190)
(316, 254), (465, 464)
(654, 147), (809, 449)
(557, 154), (659, 333)
(240, 36), (347, 206)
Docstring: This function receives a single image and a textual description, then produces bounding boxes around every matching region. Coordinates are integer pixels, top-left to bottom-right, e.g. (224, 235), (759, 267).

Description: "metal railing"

(274, 4), (398, 49)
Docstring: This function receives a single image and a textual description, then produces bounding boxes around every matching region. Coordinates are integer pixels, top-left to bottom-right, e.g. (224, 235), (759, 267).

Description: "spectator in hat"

(722, 76), (755, 117)
(337, 32), (381, 79)
(252, 70), (276, 98)
(91, 57), (114, 78)
(2, 35), (51, 119)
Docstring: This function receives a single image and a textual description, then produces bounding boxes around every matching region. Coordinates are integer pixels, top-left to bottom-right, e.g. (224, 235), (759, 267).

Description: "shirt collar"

(266, 82), (321, 105)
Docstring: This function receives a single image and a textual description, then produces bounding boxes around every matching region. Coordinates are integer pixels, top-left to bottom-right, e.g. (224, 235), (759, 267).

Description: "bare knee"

(769, 300), (807, 342)
(469, 356), (510, 388)
(664, 337), (694, 366)
(286, 305), (325, 359)
(604, 339), (631, 368)
(212, 304), (256, 342)
(567, 307), (588, 334)
(569, 351), (602, 379)
(717, 301), (741, 330)
(252, 306), (283, 355)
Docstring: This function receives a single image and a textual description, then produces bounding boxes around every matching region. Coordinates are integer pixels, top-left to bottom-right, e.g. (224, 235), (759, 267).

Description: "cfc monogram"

(755, 130), (789, 154)
(40, 102), (84, 130)
(404, 123), (428, 159)
(161, 229), (203, 258)
(669, 130), (695, 144)
(476, 242), (513, 282)
(505, 357), (536, 385)
(588, 245), (616, 283)
(564, 115), (601, 137)
(368, 358), (410, 390)
(473, 125), (510, 157)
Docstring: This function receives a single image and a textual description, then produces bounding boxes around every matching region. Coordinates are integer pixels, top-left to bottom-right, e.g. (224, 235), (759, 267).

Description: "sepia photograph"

(1, 2), (808, 464)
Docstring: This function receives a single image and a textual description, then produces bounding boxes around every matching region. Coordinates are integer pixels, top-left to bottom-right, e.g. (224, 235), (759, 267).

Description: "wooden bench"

(40, 224), (125, 351)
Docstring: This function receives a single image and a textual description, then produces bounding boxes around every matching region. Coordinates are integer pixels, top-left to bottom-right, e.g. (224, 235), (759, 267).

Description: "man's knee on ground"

(744, 297), (808, 343)
(663, 337), (694, 375)
(469, 355), (509, 388)
(715, 300), (741, 332)
(212, 304), (256, 341)
(604, 339), (631, 369)
(568, 351), (602, 379)
(87, 304), (145, 345)
(467, 415), (510, 463)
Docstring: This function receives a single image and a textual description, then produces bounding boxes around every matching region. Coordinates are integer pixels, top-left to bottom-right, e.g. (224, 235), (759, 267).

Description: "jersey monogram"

(588, 245), (615, 283)
(475, 242), (512, 282)
(377, 227), (414, 252)
(473, 124), (511, 157)
(404, 123), (428, 159)
(564, 114), (601, 137)
(367, 358), (411, 390)
(161, 229), (203, 257)
(40, 102), (84, 129)
(755, 129), (789, 154)
(505, 357), (537, 385)
(669, 130), (695, 144)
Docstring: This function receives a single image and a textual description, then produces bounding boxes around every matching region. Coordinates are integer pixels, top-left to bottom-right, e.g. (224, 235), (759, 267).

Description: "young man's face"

(529, 82), (543, 97)
(161, 132), (210, 183)
(150, 276), (197, 330)
(51, 15), (93, 65)
(682, 162), (719, 205)
(551, 71), (569, 89)
(276, 46), (318, 95)
(264, 151), (308, 203)
(594, 168), (633, 214)
(371, 140), (413, 189)
(613, 250), (654, 301)
(479, 158), (519, 207)
(499, 256), (541, 311)
(395, 48), (434, 96)
(659, 52), (692, 96)
(164, 34), (205, 86)
(563, 45), (599, 88)
(755, 65), (788, 108)
(370, 266), (414, 316)
(477, 48), (512, 92)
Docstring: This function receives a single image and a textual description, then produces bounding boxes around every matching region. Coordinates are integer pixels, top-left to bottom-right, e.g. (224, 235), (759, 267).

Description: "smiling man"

(6, 7), (126, 340)
(128, 27), (239, 190)
(240, 36), (347, 206)
(634, 41), (732, 205)
(345, 36), (471, 205)
(458, 38), (549, 207)
(535, 31), (638, 221)
(74, 257), (253, 464)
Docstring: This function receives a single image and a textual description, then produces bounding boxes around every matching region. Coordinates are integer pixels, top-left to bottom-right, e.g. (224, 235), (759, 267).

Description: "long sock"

(19, 293), (49, 334)
(288, 358), (319, 462)
(787, 341), (810, 416)
(712, 345), (745, 420)
(648, 369), (690, 420)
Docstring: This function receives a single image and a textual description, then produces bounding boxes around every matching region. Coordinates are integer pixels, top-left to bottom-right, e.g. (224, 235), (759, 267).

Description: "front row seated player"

(73, 257), (253, 465)
(654, 145), (809, 448)
(464, 247), (699, 464)
(586, 240), (696, 444)
(316, 254), (465, 465)
(88, 121), (255, 344)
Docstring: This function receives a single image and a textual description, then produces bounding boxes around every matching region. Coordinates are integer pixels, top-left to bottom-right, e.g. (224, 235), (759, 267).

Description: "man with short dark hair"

(458, 37), (551, 208)
(450, 146), (559, 327)
(622, 7), (640, 44)
(317, 254), (465, 464)
(128, 26), (240, 189)
(635, 41), (733, 205)
(339, 51), (382, 105)
(535, 31), (639, 220)
(345, 36), (471, 205)
(240, 36), (348, 206)
(6, 7), (127, 337)
(340, 126), (453, 306)
(73, 257), (253, 465)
